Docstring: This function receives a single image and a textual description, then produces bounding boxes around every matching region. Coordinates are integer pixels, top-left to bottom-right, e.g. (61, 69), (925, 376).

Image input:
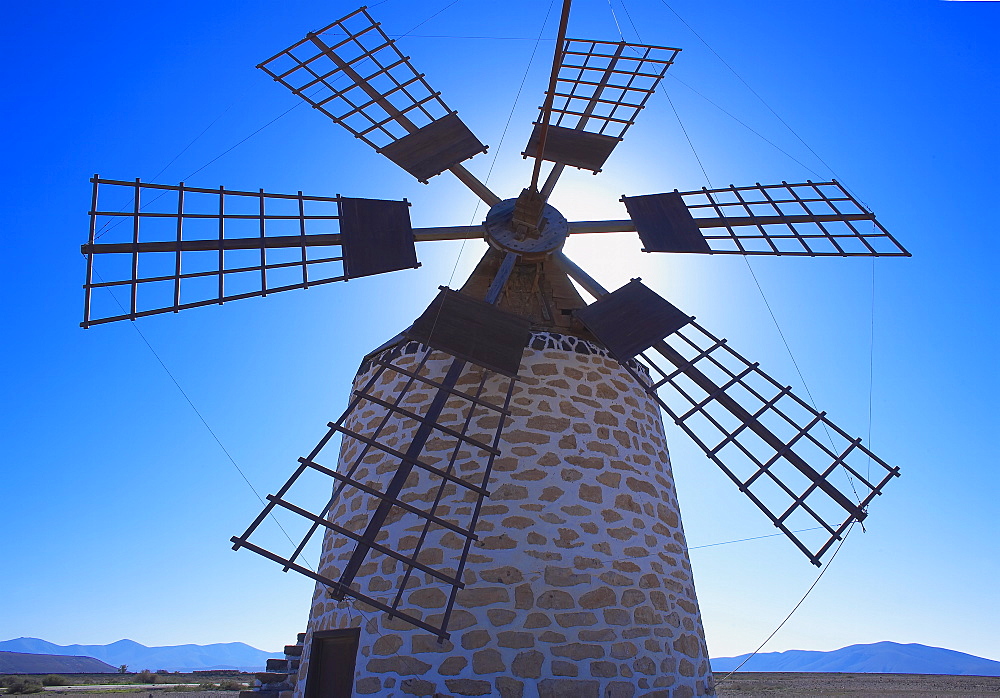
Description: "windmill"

(80, 2), (907, 696)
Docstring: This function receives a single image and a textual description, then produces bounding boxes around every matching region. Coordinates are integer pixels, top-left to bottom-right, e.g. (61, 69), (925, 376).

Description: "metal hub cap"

(484, 197), (569, 258)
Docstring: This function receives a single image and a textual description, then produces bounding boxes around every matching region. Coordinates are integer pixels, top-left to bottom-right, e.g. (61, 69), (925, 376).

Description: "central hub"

(484, 197), (569, 260)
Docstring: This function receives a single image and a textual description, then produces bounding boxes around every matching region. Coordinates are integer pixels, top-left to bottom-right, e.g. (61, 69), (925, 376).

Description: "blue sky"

(2, 0), (997, 662)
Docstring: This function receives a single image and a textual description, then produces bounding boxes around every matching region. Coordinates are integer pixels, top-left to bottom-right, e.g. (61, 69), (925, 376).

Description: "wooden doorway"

(304, 628), (360, 698)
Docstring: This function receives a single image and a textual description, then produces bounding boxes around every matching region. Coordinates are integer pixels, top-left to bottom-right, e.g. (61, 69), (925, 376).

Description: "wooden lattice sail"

(79, 1), (909, 695)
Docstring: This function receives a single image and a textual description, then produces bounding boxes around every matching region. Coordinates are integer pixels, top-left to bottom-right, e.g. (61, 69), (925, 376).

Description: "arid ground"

(715, 672), (1000, 696)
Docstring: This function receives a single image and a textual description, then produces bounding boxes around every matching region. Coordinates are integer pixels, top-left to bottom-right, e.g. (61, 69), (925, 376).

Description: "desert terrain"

(715, 672), (1000, 696)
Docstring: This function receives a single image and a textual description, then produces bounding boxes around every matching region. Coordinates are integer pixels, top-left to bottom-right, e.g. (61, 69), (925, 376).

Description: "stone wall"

(295, 332), (714, 697)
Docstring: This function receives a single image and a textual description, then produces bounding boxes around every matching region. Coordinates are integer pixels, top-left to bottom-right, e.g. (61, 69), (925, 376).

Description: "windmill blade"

(232, 287), (531, 640)
(622, 180), (909, 256)
(573, 278), (900, 565)
(81, 177), (419, 327)
(258, 7), (499, 205)
(523, 38), (680, 182)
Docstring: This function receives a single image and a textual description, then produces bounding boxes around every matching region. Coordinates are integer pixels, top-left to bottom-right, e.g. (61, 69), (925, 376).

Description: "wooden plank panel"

(575, 279), (692, 360)
(622, 192), (711, 253)
(380, 113), (487, 182)
(339, 197), (418, 278)
(406, 289), (531, 376)
(522, 123), (620, 172)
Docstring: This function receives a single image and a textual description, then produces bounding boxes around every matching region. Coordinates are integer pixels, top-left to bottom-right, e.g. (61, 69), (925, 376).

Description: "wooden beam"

(564, 213), (876, 236)
(81, 225), (486, 255)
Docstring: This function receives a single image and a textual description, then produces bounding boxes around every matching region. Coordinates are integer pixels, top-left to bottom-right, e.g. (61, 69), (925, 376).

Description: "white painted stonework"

(295, 332), (715, 697)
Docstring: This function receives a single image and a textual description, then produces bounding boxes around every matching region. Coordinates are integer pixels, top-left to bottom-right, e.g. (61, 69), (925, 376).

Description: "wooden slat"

(379, 113), (488, 182)
(339, 197), (418, 278)
(522, 123), (620, 172)
(622, 192), (710, 253)
(575, 279), (693, 361)
(406, 288), (532, 377)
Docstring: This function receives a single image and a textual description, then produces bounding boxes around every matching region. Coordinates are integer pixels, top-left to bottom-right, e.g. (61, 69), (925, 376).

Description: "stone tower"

(293, 251), (715, 697)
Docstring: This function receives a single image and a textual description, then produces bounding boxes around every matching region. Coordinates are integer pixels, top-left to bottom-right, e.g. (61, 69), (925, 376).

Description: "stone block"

(608, 526), (637, 541)
(477, 565), (522, 584)
(673, 634), (702, 659)
(634, 605), (662, 624)
(538, 590), (576, 609)
(506, 429), (551, 445)
(354, 677), (382, 694)
(400, 677), (436, 695)
(438, 655), (467, 675)
(555, 528), (583, 548)
(590, 660), (618, 678)
(545, 565), (592, 587)
(611, 641), (638, 659)
(554, 611), (599, 627)
(461, 629), (491, 650)
(525, 612), (551, 628)
(456, 586), (510, 607)
(372, 634), (403, 655)
(479, 533), (517, 550)
(579, 483), (603, 503)
(558, 435), (578, 449)
(527, 415), (570, 432)
(639, 573), (660, 588)
(547, 660), (576, 678)
(473, 648), (506, 673)
(565, 455), (603, 469)
(580, 586), (616, 608)
(551, 642), (605, 660)
(622, 589), (646, 607)
(497, 676), (524, 698)
(408, 587), (447, 608)
(501, 515), (533, 529)
(633, 656), (656, 675)
(515, 583), (535, 610)
(579, 628), (616, 642)
(367, 656), (431, 675)
(538, 452), (562, 466)
(384, 612), (423, 631)
(487, 608), (517, 626)
(626, 476), (657, 497)
(573, 555), (603, 570)
(538, 678), (600, 698)
(539, 631), (567, 643)
(368, 576), (392, 592)
(444, 678), (493, 695)
(511, 649), (544, 679)
(603, 608), (630, 625)
(605, 681), (636, 698)
(498, 631), (536, 648)
(540, 486), (564, 501)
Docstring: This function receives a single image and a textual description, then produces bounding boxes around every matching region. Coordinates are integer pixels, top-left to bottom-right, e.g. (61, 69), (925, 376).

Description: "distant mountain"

(712, 641), (1000, 676)
(0, 651), (116, 674)
(0, 638), (277, 673)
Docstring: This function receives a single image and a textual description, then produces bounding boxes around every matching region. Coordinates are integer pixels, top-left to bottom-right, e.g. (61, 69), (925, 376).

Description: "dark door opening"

(304, 628), (361, 698)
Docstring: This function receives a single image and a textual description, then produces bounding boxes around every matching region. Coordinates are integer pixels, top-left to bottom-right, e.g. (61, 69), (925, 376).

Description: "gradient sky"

(3, 0), (997, 663)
